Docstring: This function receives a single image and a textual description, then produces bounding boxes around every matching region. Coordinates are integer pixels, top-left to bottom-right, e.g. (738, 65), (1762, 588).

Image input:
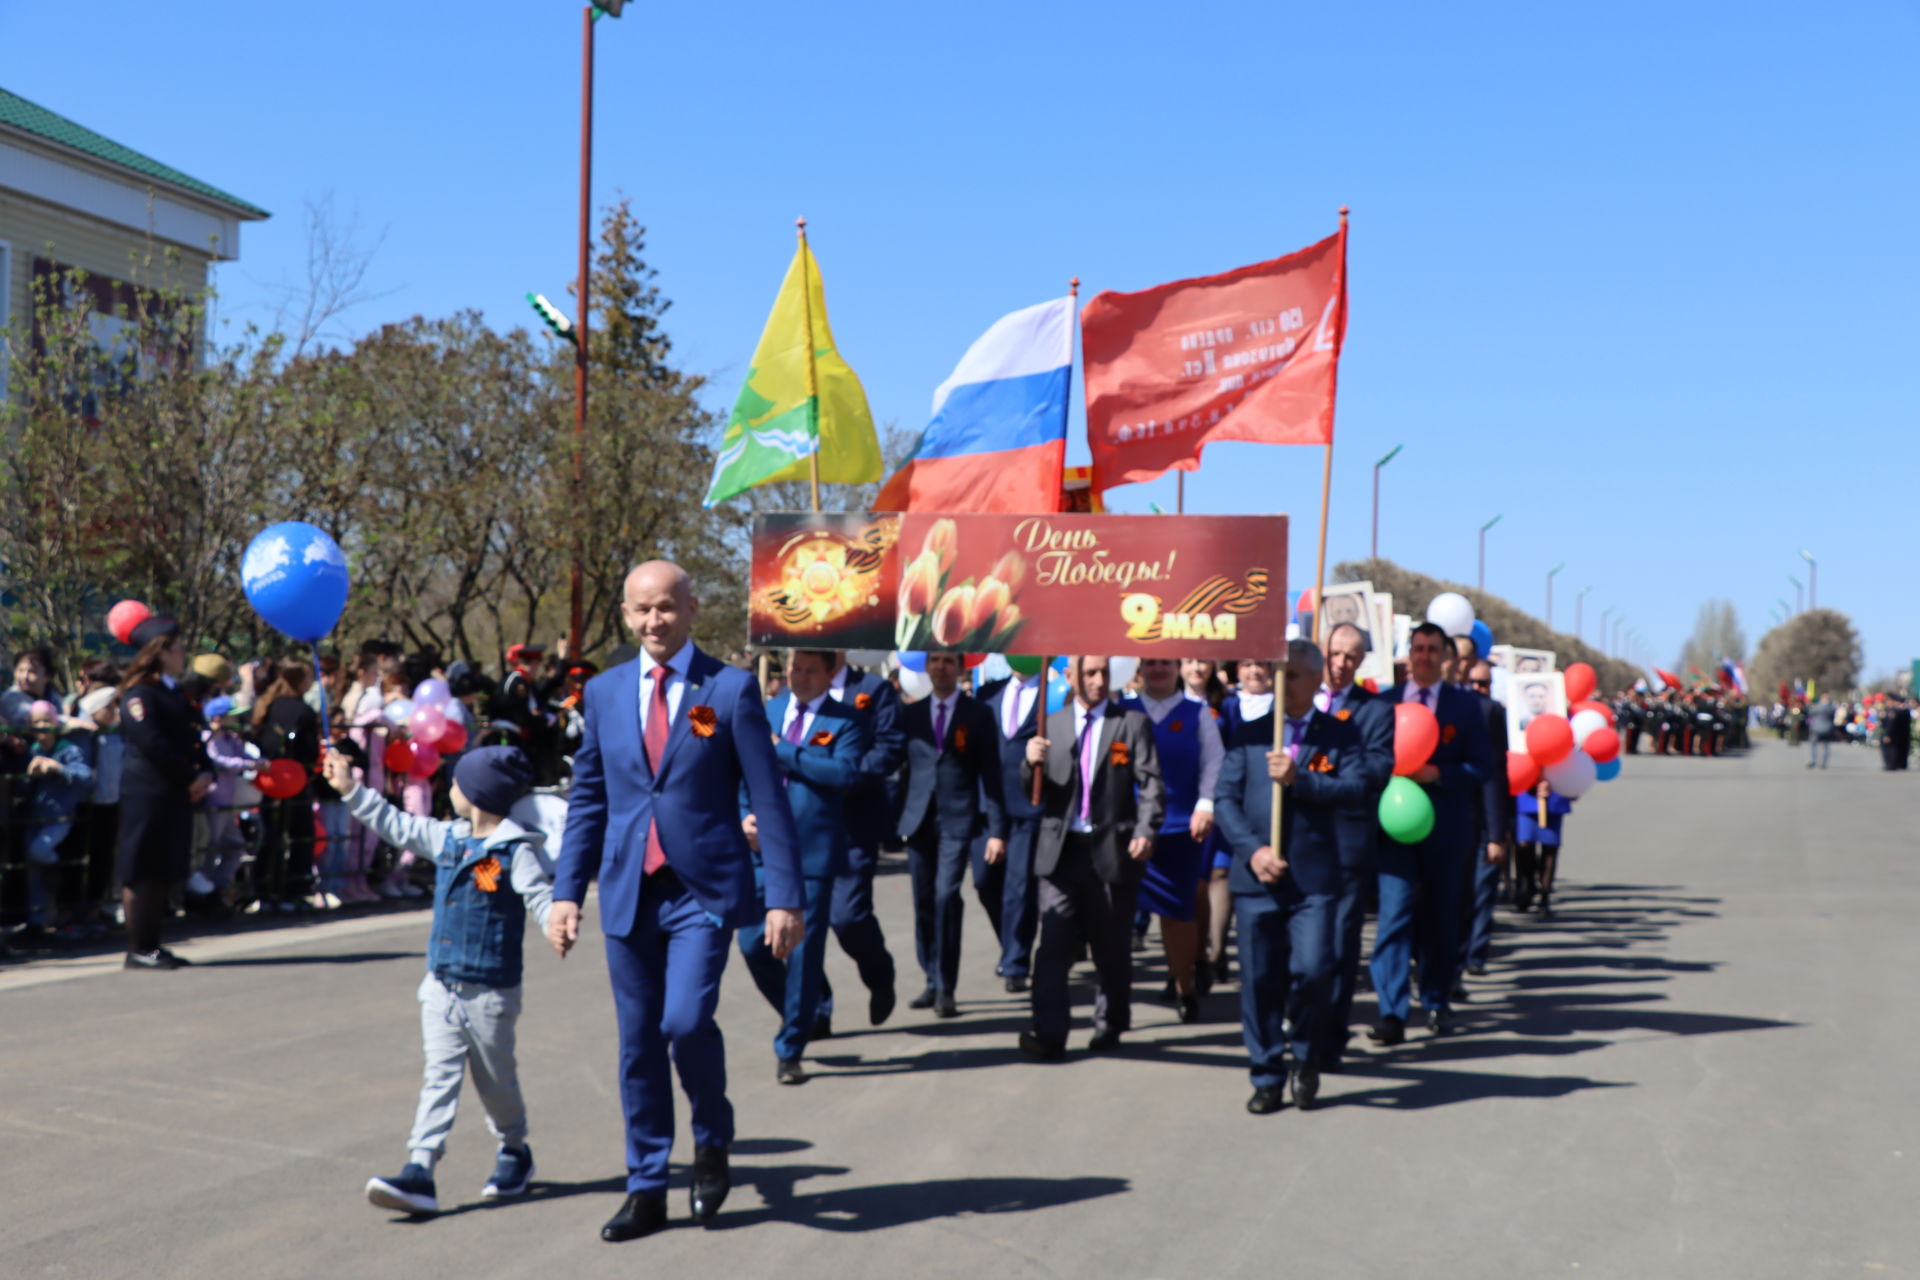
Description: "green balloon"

(1006, 655), (1044, 675)
(1378, 775), (1436, 844)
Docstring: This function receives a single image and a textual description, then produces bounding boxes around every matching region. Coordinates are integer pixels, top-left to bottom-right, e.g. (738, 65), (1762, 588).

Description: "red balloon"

(409, 743), (442, 778)
(383, 740), (415, 774)
(1392, 701), (1441, 776)
(1507, 750), (1541, 797)
(108, 599), (151, 646)
(434, 721), (468, 754)
(1584, 726), (1622, 764)
(1563, 662), (1596, 704)
(257, 758), (308, 799)
(1526, 713), (1575, 767)
(1569, 699), (1616, 726)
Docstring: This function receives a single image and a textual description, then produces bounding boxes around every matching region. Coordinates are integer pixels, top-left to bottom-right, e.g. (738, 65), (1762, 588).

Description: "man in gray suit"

(1018, 656), (1165, 1060)
(1807, 696), (1837, 769)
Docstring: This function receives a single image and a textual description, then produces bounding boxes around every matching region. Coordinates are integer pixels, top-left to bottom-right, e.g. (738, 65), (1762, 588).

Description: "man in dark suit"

(1019, 656), (1165, 1058)
(741, 650), (869, 1084)
(897, 653), (1007, 1016)
(815, 656), (904, 1031)
(974, 665), (1046, 992)
(1217, 640), (1393, 1113)
(1315, 621), (1392, 1069)
(551, 561), (802, 1242)
(1461, 658), (1513, 977)
(1368, 621), (1493, 1043)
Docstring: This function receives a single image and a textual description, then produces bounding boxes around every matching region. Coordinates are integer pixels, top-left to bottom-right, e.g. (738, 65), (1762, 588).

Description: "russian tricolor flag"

(874, 297), (1073, 513)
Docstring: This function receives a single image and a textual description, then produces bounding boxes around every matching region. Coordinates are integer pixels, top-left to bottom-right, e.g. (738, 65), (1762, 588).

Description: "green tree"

(1678, 598), (1745, 675)
(1748, 608), (1861, 697)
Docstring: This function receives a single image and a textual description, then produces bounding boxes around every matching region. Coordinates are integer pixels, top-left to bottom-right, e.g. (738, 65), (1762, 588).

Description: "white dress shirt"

(1069, 699), (1108, 833)
(1001, 674), (1041, 738)
(828, 665), (850, 702)
(1138, 690), (1219, 812)
(1401, 679), (1443, 708)
(1317, 681), (1357, 716)
(780, 695), (819, 743)
(637, 640), (693, 735)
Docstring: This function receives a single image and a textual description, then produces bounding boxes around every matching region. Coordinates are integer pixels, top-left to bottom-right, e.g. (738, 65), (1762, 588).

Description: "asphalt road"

(4, 735), (1914, 1279)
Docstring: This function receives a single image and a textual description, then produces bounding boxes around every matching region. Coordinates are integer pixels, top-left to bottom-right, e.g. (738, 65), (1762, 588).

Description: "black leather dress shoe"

(601, 1191), (667, 1242)
(1193, 963), (1214, 998)
(908, 987), (936, 1010)
(1017, 1031), (1065, 1062)
(1290, 1062), (1321, 1110)
(689, 1146), (730, 1222)
(156, 947), (192, 966)
(1317, 1056), (1347, 1075)
(808, 1014), (833, 1042)
(1429, 1008), (1456, 1037)
(1368, 1016), (1405, 1046)
(1177, 994), (1202, 1024)
(1465, 962), (1488, 977)
(776, 1058), (807, 1085)
(870, 984), (896, 1026)
(1087, 1028), (1123, 1052)
(1004, 975), (1028, 994)
(933, 995), (959, 1018)
(1246, 1086), (1285, 1115)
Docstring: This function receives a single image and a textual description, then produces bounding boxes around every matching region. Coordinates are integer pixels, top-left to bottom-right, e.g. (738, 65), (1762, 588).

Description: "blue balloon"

(897, 651), (927, 673)
(241, 522), (350, 643)
(1595, 757), (1622, 782)
(1470, 619), (1495, 660)
(1050, 655), (1069, 673)
(1046, 671), (1070, 714)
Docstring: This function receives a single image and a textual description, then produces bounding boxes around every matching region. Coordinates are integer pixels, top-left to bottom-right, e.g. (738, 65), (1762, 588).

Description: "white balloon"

(976, 654), (1013, 684)
(1426, 592), (1476, 638)
(897, 667), (934, 701)
(1570, 709), (1609, 746)
(1107, 656), (1140, 690)
(1543, 749), (1598, 799)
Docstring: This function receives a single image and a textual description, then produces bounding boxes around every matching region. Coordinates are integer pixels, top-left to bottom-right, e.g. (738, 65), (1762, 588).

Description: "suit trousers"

(603, 874), (735, 1197)
(739, 875), (832, 1062)
(407, 973), (527, 1162)
(1032, 840), (1137, 1045)
(1462, 844), (1500, 970)
(1321, 862), (1372, 1065)
(1234, 886), (1336, 1087)
(907, 829), (970, 994)
(826, 847), (896, 1003)
(971, 814), (1041, 979)
(1371, 834), (1469, 1021)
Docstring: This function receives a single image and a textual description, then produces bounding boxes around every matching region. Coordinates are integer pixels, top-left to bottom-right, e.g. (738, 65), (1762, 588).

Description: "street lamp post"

(1478, 515), (1502, 593)
(1546, 562), (1565, 629)
(1788, 574), (1803, 614)
(1777, 597), (1793, 622)
(1576, 585), (1593, 643)
(1371, 444), (1402, 561)
(1799, 549), (1816, 609)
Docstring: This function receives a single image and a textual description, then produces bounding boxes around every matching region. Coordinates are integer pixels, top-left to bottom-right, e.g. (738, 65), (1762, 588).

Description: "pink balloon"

(410, 703), (448, 745)
(408, 743), (441, 778)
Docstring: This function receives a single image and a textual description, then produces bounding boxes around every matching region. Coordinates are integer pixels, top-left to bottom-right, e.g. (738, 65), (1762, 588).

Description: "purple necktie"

(934, 699), (949, 753)
(1078, 711), (1099, 823)
(1418, 686), (1431, 708)
(1287, 717), (1309, 761)
(785, 700), (809, 745)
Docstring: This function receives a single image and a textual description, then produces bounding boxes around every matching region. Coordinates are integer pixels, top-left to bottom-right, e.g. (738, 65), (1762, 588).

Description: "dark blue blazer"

(837, 666), (903, 862)
(557, 647), (802, 933)
(1474, 689), (1515, 843)
(750, 691), (868, 880)
(1215, 707), (1391, 898)
(897, 693), (1007, 844)
(1379, 681), (1493, 850)
(977, 675), (1045, 821)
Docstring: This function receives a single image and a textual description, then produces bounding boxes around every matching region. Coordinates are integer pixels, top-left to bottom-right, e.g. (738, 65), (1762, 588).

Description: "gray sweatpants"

(407, 973), (528, 1166)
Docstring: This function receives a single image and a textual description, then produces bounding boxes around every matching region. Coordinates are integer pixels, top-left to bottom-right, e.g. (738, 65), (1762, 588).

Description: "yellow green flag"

(703, 237), (879, 507)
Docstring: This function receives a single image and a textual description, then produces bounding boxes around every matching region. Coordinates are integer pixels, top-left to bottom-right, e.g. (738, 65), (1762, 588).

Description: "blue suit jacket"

(1215, 708), (1392, 899)
(976, 676), (1044, 822)
(837, 666), (904, 865)
(557, 647), (802, 933)
(750, 691), (868, 880)
(1379, 681), (1493, 851)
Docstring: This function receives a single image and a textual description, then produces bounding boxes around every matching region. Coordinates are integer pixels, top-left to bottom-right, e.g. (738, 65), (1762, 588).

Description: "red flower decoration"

(471, 856), (502, 893)
(810, 730), (836, 747)
(1441, 723), (1457, 744)
(688, 705), (717, 738)
(1170, 720), (1185, 733)
(952, 725), (969, 752)
(1334, 708), (1352, 721)
(1109, 739), (1131, 767)
(855, 692), (874, 711)
(1308, 753), (1334, 773)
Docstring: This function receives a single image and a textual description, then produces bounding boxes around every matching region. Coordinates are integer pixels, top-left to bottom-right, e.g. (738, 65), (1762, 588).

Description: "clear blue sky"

(6, 2), (1916, 677)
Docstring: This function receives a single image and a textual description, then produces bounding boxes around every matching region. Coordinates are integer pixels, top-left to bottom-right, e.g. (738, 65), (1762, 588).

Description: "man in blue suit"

(1217, 640), (1393, 1114)
(814, 656), (903, 1033)
(740, 649), (868, 1085)
(550, 561), (803, 1243)
(1459, 653), (1513, 978)
(1368, 621), (1493, 1044)
(897, 653), (1006, 1016)
(973, 665), (1046, 992)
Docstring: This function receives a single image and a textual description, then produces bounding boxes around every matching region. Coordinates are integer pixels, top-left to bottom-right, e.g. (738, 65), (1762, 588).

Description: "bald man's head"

(622, 560), (698, 661)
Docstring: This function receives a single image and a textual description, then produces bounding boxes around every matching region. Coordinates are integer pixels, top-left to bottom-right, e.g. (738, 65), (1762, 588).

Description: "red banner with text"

(750, 512), (1287, 661)
(1081, 225), (1348, 492)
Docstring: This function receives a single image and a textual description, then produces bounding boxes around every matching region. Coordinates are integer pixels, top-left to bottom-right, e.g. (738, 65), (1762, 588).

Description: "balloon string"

(311, 647), (331, 766)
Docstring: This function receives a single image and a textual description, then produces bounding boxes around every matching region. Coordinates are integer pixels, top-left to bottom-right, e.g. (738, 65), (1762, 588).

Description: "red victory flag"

(1081, 222), (1348, 492)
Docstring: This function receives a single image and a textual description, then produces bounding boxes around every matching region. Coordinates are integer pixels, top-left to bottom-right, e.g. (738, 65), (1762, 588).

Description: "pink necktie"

(934, 699), (949, 753)
(643, 668), (671, 875)
(1078, 712), (1099, 823)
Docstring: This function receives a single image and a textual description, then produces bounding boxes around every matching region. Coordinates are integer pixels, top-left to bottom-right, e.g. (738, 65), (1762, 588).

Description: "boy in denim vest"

(322, 744), (555, 1216)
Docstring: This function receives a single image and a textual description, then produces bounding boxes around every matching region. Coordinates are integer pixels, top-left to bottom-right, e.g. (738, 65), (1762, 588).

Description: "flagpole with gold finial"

(797, 216), (822, 515)
(1031, 275), (1079, 807)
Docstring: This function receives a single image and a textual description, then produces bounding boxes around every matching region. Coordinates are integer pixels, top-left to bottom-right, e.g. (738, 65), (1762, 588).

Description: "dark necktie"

(643, 667), (671, 875)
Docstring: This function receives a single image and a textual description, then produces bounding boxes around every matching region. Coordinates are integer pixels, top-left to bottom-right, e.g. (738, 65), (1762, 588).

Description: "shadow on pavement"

(708, 1172), (1130, 1232)
(196, 950), (422, 967)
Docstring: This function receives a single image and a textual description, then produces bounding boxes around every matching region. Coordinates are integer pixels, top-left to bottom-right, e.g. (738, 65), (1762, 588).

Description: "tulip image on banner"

(1081, 223), (1348, 492)
(704, 236), (880, 507)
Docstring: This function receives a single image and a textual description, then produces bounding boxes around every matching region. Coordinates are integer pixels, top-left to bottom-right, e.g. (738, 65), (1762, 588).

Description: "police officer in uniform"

(116, 617), (213, 969)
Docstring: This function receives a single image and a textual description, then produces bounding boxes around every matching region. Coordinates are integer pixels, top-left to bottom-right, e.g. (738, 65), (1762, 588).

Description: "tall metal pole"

(569, 3), (595, 658)
(1576, 585), (1592, 643)
(1371, 444), (1401, 562)
(1800, 549), (1816, 609)
(1788, 574), (1803, 614)
(1478, 514), (1501, 593)
(1177, 471), (1185, 514)
(1546, 562), (1565, 629)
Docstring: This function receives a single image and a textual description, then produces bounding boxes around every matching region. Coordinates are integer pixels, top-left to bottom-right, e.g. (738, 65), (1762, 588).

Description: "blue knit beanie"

(452, 746), (533, 818)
